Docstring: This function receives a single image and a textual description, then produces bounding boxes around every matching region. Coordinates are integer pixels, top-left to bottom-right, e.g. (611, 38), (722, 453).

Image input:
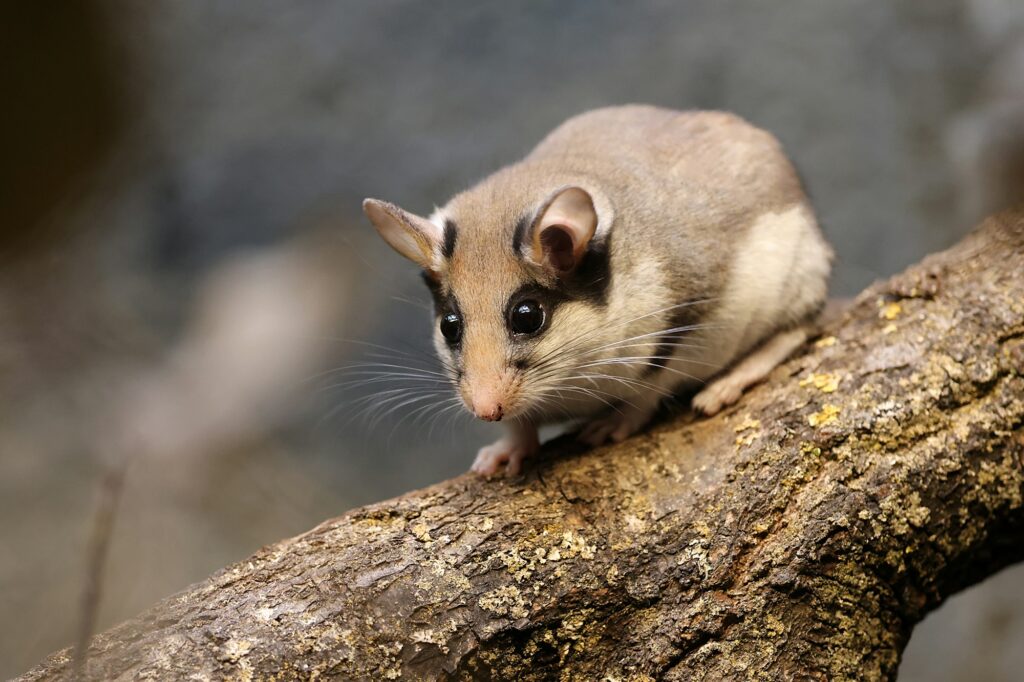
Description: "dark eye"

(508, 300), (545, 336)
(439, 312), (462, 344)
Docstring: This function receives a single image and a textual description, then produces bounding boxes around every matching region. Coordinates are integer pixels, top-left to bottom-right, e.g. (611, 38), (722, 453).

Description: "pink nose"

(472, 399), (504, 422)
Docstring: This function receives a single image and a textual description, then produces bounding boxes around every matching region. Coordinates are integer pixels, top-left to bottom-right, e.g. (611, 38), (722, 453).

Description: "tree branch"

(19, 210), (1024, 681)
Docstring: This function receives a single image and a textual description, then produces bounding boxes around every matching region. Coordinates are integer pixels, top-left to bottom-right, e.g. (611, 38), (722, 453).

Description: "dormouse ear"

(363, 198), (442, 271)
(527, 186), (598, 274)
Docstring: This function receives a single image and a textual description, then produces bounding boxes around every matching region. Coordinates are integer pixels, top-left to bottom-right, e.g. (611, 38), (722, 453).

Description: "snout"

(469, 393), (504, 422)
(461, 372), (514, 422)
(459, 330), (525, 419)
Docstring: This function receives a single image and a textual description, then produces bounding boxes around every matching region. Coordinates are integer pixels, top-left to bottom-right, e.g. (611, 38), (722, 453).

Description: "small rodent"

(364, 105), (832, 476)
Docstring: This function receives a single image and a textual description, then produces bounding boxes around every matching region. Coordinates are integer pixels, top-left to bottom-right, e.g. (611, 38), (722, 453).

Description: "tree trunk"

(19, 210), (1024, 681)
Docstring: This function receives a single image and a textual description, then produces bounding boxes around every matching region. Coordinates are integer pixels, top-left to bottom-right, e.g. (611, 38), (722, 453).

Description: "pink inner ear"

(540, 225), (576, 272)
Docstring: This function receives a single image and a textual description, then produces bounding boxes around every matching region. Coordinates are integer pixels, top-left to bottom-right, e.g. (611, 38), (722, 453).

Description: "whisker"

(304, 359), (453, 387)
(575, 359), (706, 384)
(368, 393), (447, 430)
(579, 354), (720, 371)
(331, 362), (452, 378)
(390, 294), (432, 312)
(563, 372), (675, 397)
(541, 323), (720, 371)
(427, 399), (467, 440)
(343, 386), (449, 412)
(341, 394), (439, 429)
(526, 298), (718, 370)
(527, 375), (633, 412)
(318, 375), (450, 392)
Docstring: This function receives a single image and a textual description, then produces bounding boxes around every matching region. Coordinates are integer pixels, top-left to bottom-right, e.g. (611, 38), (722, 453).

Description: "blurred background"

(1, 1), (1023, 678)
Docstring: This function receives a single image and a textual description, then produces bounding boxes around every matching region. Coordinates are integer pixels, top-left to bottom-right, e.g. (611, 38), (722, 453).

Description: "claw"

(471, 422), (539, 477)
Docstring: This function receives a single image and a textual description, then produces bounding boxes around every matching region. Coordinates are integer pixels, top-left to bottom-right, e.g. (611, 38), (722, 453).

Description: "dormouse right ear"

(524, 186), (599, 275)
(363, 198), (442, 271)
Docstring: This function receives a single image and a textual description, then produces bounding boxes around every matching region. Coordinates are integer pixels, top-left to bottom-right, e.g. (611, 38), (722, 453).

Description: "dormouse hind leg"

(578, 388), (663, 446)
(471, 419), (539, 477)
(693, 325), (810, 416)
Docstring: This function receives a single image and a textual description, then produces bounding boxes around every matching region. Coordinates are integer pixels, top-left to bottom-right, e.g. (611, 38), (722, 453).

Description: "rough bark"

(19, 210), (1024, 681)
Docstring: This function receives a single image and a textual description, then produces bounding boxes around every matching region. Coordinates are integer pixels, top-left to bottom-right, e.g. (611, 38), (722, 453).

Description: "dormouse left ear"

(363, 198), (443, 272)
(526, 186), (598, 274)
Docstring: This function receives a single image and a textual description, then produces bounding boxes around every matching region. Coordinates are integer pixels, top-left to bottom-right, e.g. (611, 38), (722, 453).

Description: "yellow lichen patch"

(377, 641), (403, 680)
(497, 547), (535, 582)
(693, 519), (713, 539)
(410, 522), (432, 543)
(735, 432), (757, 447)
(878, 299), (903, 320)
(763, 613), (787, 637)
(490, 525), (593, 584)
(906, 504), (931, 528)
(623, 513), (647, 534)
(560, 531), (597, 560)
(410, 619), (458, 657)
(605, 565), (620, 584)
(734, 416), (761, 432)
(800, 442), (822, 457)
(219, 637), (253, 663)
(478, 584), (530, 620)
(809, 403), (841, 427)
(734, 416), (761, 446)
(677, 539), (712, 578)
(800, 372), (841, 393)
(557, 608), (592, 641)
(254, 606), (276, 622)
(428, 558), (471, 591)
(816, 335), (838, 348)
(479, 517), (494, 532)
(883, 323), (898, 334)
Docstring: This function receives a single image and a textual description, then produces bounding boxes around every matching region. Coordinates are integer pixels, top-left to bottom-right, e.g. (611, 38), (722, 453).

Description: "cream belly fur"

(363, 105), (833, 476)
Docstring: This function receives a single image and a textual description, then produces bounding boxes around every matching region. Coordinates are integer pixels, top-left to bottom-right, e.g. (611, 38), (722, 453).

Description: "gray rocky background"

(1, 1), (1022, 678)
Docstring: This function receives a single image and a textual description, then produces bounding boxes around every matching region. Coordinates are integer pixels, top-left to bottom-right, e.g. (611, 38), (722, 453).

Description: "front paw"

(471, 439), (536, 477)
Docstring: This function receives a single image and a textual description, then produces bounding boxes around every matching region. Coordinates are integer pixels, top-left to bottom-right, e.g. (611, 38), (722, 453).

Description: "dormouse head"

(363, 184), (612, 423)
